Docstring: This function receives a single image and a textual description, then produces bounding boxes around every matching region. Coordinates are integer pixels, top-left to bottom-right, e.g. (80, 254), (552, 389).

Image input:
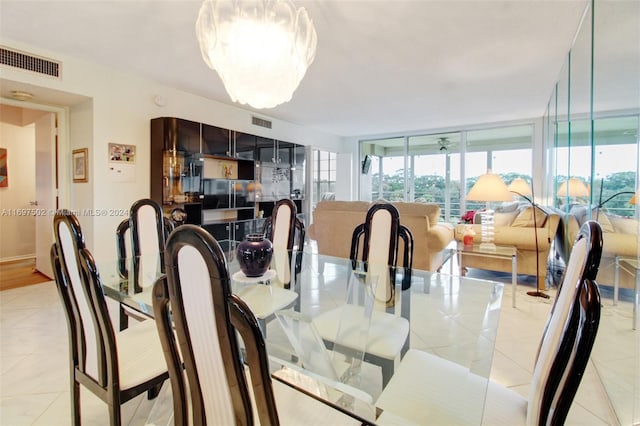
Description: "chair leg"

(108, 402), (121, 426)
(317, 259), (325, 274)
(119, 305), (129, 331)
(381, 359), (394, 389)
(147, 382), (163, 400)
(71, 377), (80, 426)
(258, 318), (267, 338)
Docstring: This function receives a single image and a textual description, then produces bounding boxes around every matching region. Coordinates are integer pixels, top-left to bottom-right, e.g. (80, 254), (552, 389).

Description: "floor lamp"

(508, 178), (549, 299)
(466, 173), (513, 251)
(594, 180), (636, 219)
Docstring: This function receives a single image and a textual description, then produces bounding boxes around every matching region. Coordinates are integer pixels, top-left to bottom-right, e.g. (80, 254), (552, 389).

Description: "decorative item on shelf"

(246, 181), (262, 192)
(170, 208), (187, 226)
(196, 0), (317, 109)
(236, 233), (273, 277)
(466, 172), (513, 251)
(508, 178), (550, 299)
(222, 164), (233, 178)
(462, 225), (475, 246)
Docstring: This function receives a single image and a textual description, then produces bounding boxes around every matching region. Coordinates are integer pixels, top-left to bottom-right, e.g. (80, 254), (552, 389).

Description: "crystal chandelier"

(196, 0), (318, 109)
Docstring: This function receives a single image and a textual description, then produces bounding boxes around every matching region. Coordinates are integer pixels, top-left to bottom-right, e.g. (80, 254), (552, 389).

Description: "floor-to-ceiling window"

(312, 149), (337, 208)
(361, 137), (405, 201)
(408, 132), (461, 220)
(464, 125), (533, 214)
(360, 124), (533, 222)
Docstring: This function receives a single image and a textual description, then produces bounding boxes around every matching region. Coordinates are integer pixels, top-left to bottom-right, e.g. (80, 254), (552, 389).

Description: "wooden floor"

(0, 258), (51, 291)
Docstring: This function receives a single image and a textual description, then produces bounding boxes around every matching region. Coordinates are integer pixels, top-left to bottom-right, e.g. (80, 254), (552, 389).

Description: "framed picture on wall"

(0, 147), (7, 187)
(109, 143), (136, 163)
(72, 148), (88, 183)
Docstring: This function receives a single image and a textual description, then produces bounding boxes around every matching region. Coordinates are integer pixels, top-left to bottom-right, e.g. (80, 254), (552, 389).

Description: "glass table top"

(98, 247), (505, 423)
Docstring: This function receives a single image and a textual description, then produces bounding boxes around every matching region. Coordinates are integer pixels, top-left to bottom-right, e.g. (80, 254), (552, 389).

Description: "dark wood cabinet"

(202, 219), (253, 242)
(235, 132), (257, 160)
(202, 124), (231, 157)
(151, 117), (305, 233)
(156, 117), (200, 152)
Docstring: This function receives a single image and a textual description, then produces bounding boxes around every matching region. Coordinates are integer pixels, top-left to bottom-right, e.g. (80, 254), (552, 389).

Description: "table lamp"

(466, 173), (513, 251)
(508, 178), (549, 299)
(557, 177), (589, 205)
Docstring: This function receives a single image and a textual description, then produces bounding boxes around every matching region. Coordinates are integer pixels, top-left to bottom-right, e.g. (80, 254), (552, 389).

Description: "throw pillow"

(494, 210), (520, 227)
(512, 206), (547, 228)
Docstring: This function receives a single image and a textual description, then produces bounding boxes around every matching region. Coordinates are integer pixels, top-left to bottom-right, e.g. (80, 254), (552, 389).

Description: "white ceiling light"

(10, 90), (34, 101)
(196, 0), (317, 109)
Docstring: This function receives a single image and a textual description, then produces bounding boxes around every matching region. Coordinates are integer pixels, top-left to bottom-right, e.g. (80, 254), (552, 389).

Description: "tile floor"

(0, 264), (637, 425)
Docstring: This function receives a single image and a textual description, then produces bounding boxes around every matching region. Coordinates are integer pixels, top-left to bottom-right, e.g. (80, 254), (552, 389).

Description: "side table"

(454, 242), (518, 308)
(614, 256), (639, 330)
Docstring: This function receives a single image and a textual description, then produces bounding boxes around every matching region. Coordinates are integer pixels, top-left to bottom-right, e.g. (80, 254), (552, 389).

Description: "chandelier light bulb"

(196, 0), (318, 109)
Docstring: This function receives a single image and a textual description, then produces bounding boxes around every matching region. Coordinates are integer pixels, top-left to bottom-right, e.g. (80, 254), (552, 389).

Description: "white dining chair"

(117, 198), (173, 329)
(51, 210), (168, 425)
(313, 202), (413, 388)
(130, 198), (171, 293)
(374, 221), (603, 425)
(153, 224), (365, 425)
(237, 198), (302, 335)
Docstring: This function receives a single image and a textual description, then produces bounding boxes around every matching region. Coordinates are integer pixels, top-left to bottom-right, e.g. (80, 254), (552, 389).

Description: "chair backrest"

(116, 218), (131, 279)
(153, 225), (279, 426)
(527, 220), (602, 425)
(130, 198), (168, 293)
(263, 199), (305, 287)
(264, 199), (297, 250)
(350, 202), (413, 268)
(52, 211), (108, 386)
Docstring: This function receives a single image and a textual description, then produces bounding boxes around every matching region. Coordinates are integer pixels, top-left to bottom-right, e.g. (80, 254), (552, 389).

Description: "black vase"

(236, 234), (273, 277)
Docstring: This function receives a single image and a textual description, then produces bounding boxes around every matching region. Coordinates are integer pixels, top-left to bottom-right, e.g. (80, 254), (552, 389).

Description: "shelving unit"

(151, 117), (306, 233)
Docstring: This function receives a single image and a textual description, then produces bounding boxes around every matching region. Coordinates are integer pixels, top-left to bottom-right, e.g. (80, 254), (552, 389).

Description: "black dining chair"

(51, 210), (168, 425)
(375, 220), (603, 425)
(313, 201), (414, 388)
(152, 224), (365, 425)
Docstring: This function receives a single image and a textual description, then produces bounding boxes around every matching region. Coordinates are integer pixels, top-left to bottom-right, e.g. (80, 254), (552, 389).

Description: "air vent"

(252, 116), (272, 129)
(0, 47), (61, 79)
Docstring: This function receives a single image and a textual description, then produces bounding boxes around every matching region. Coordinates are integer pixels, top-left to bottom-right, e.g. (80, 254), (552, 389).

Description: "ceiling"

(0, 0), (593, 138)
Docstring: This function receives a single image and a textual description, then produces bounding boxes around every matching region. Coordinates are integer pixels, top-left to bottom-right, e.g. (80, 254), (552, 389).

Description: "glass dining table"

(98, 241), (505, 424)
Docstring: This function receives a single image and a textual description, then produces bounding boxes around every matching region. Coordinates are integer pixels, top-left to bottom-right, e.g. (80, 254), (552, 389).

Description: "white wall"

(0, 122), (36, 260)
(0, 39), (348, 261)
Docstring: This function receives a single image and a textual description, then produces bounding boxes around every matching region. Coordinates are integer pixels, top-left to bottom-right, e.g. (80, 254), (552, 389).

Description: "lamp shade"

(507, 178), (532, 197)
(466, 173), (513, 202)
(557, 177), (589, 197)
(196, 0), (317, 109)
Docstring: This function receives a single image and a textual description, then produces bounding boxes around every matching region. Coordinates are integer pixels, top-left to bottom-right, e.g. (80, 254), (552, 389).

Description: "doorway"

(0, 103), (61, 280)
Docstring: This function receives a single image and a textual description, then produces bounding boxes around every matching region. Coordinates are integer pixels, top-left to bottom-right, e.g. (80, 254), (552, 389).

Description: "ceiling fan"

(437, 137), (451, 151)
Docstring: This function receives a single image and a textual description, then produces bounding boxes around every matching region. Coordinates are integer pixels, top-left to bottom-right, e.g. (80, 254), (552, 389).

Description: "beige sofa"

(565, 206), (638, 289)
(454, 205), (561, 289)
(307, 201), (455, 272)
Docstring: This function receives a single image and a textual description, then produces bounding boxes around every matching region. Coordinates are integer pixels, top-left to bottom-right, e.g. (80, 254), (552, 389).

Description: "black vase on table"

(236, 234), (273, 277)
